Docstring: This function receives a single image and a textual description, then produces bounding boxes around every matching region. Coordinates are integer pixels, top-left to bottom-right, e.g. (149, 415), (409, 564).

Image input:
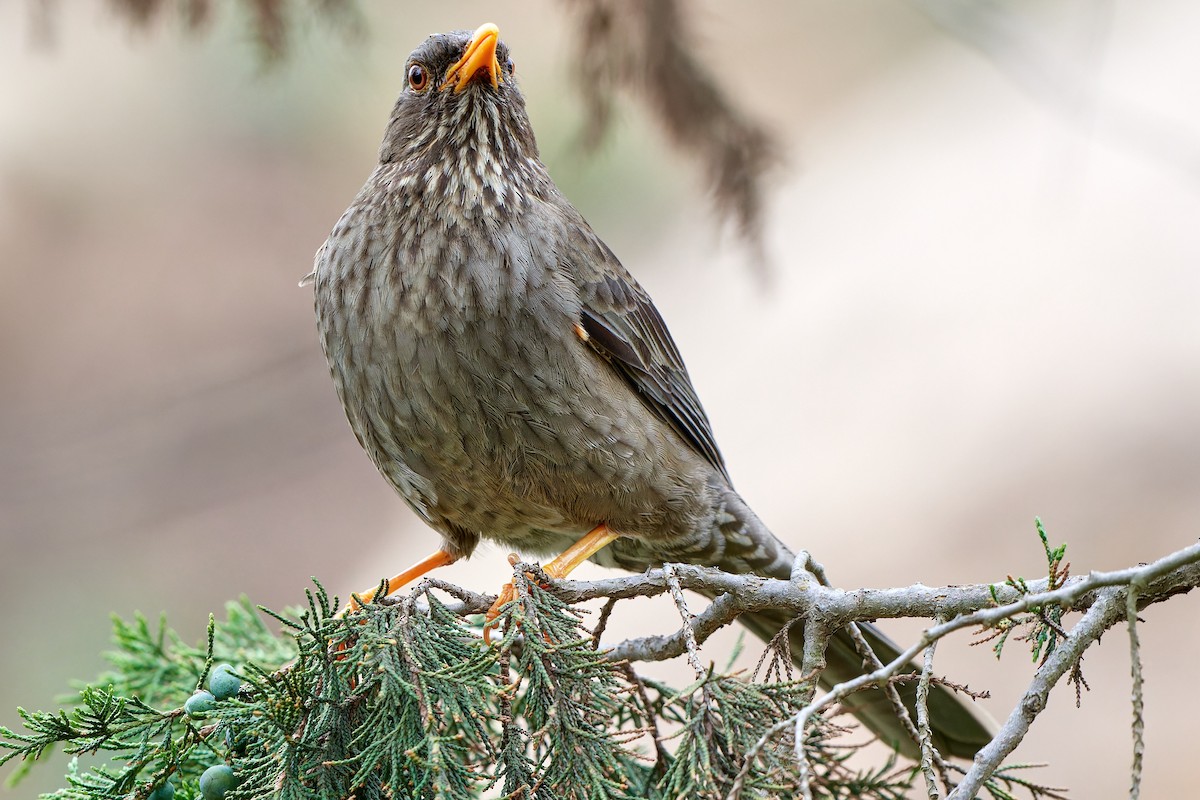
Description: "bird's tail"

(708, 488), (993, 760)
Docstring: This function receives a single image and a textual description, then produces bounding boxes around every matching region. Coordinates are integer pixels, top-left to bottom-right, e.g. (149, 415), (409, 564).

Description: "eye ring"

(407, 63), (429, 92)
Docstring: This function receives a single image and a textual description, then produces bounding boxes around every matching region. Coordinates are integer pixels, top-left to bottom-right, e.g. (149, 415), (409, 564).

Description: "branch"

(529, 541), (1200, 666)
(718, 541), (1200, 800)
(407, 539), (1200, 799)
(1126, 586), (1145, 800)
(946, 587), (1124, 799)
(565, 0), (779, 256)
(349, 539), (1200, 800)
(87, 0), (779, 248)
(916, 630), (944, 799)
(8, 539), (1199, 799)
(424, 542), (1199, 696)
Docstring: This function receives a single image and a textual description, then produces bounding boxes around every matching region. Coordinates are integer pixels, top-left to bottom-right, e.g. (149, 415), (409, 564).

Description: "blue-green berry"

(147, 782), (175, 800)
(199, 764), (238, 799)
(184, 690), (217, 716)
(208, 664), (242, 700)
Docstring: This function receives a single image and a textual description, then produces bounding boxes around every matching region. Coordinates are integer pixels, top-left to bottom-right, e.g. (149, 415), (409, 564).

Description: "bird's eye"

(407, 63), (429, 92)
(505, 57), (515, 75)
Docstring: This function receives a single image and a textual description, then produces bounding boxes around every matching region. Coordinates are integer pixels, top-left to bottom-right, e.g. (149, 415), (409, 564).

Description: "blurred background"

(2, 0), (1198, 795)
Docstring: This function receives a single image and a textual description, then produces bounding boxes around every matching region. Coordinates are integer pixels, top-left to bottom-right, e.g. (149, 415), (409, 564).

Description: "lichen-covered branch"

(527, 540), (1200, 667)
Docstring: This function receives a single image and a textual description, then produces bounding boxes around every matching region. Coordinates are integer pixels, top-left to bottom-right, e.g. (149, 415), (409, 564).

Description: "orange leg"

(340, 548), (457, 615)
(483, 524), (621, 643)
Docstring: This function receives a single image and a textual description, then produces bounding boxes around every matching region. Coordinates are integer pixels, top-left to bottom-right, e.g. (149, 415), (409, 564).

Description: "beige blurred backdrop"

(2, 1), (1198, 796)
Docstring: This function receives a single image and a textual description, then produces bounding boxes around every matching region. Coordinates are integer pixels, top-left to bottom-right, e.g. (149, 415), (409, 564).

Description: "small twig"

(418, 577), (493, 613)
(737, 544), (1200, 800)
(393, 599), (430, 722)
(601, 582), (752, 663)
(791, 550), (823, 588)
(802, 553), (952, 794)
(788, 552), (825, 697)
(844, 618), (952, 782)
(751, 618), (798, 683)
(916, 635), (944, 800)
(727, 711), (805, 800)
(662, 563), (706, 680)
(792, 611), (833, 800)
(794, 706), (816, 800)
(1126, 586), (1144, 800)
(620, 662), (671, 773)
(796, 609), (829, 684)
(1035, 608), (1071, 643)
(947, 586), (1127, 799)
(591, 596), (619, 650)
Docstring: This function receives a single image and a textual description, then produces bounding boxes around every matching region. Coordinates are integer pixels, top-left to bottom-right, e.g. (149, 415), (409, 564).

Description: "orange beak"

(440, 23), (503, 93)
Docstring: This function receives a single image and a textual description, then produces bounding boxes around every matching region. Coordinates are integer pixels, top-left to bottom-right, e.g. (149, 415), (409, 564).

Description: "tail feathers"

(713, 487), (994, 759)
(734, 607), (994, 760)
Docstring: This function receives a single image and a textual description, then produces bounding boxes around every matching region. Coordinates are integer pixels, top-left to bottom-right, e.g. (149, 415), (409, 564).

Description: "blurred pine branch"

(49, 0), (778, 256)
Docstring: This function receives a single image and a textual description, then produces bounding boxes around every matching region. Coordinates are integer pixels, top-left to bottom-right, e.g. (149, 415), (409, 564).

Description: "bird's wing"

(566, 233), (730, 482)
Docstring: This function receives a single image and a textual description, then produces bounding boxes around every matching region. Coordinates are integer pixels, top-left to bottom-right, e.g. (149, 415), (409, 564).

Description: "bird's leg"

(483, 523), (621, 644)
(332, 550), (457, 671)
(340, 548), (457, 615)
(542, 523), (624, 580)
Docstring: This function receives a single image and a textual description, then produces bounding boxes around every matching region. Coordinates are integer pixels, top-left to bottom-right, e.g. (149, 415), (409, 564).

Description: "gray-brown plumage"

(312, 23), (992, 759)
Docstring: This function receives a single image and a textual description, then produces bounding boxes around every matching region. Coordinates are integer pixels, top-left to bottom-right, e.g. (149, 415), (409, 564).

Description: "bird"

(310, 22), (992, 759)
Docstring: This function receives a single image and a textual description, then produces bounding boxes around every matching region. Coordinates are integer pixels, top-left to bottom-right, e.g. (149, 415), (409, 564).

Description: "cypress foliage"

(1, 578), (922, 799)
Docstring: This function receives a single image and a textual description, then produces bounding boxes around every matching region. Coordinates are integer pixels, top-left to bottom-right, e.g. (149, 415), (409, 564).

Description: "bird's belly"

(316, 230), (720, 559)
(330, 302), (712, 548)
(381, 322), (638, 525)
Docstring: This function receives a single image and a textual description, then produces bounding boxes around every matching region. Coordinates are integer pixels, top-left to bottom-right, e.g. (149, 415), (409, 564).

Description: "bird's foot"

(481, 555), (566, 645)
(482, 554), (525, 645)
(482, 525), (622, 645)
(331, 549), (458, 671)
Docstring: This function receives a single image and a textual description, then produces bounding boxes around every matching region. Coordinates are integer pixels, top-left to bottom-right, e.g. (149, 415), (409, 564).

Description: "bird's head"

(377, 23), (543, 214)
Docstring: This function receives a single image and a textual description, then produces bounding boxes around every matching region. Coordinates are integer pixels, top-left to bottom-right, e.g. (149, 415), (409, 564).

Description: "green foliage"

(982, 763), (1068, 800)
(981, 518), (1071, 665)
(3, 579), (920, 800)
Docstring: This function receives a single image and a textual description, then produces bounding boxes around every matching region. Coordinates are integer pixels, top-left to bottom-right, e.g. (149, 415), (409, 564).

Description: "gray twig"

(397, 541), (1200, 799)
(1126, 586), (1144, 800)
(662, 562), (706, 680)
(916, 634), (943, 799)
(947, 587), (1125, 798)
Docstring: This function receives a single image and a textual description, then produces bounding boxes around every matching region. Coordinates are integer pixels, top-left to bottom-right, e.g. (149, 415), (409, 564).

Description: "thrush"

(311, 22), (992, 758)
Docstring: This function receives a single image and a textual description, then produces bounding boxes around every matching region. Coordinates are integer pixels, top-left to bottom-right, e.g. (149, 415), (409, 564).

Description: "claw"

(331, 549), (458, 674)
(481, 526), (622, 646)
(482, 553), (522, 645)
(483, 582), (516, 645)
